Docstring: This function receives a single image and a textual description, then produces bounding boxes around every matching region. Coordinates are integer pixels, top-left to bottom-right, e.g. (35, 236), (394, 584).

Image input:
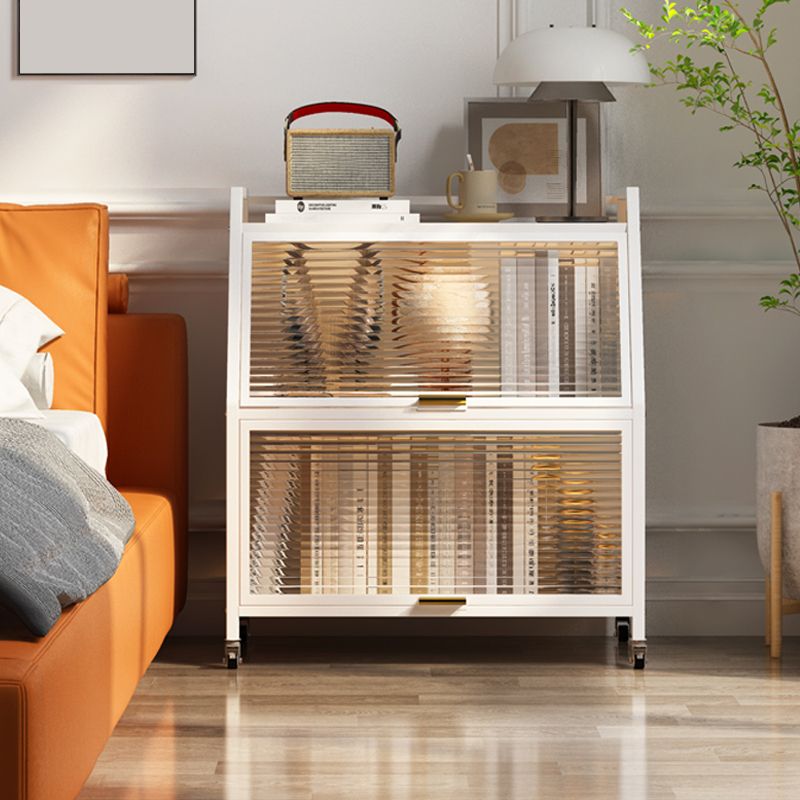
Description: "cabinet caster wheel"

(615, 617), (630, 644)
(630, 641), (647, 670)
(225, 641), (242, 670)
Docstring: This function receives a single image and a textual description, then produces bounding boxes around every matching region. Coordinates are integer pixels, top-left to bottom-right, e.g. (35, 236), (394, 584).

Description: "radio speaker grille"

(286, 131), (395, 197)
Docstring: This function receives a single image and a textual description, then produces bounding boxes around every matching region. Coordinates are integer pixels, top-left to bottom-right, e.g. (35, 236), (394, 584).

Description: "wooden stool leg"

(765, 574), (771, 647)
(770, 491), (783, 659)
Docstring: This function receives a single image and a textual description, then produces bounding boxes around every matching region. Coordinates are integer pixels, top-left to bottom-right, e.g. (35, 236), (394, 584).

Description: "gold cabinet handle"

(416, 395), (467, 411)
(418, 596), (467, 605)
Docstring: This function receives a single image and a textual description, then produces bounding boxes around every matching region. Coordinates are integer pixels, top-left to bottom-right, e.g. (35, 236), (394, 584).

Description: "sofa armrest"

(106, 313), (188, 612)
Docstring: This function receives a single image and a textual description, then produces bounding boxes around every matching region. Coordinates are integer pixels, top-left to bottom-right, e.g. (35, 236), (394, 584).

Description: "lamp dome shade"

(493, 26), (650, 87)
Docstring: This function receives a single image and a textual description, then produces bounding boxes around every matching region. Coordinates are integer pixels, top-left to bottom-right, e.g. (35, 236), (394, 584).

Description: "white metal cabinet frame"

(225, 187), (646, 668)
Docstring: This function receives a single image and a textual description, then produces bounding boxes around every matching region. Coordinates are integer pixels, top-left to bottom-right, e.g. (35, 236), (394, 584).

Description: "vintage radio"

(284, 102), (401, 198)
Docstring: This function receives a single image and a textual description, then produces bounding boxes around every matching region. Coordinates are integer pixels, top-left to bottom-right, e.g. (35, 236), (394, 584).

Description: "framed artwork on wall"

(464, 98), (602, 219)
(17, 0), (197, 76)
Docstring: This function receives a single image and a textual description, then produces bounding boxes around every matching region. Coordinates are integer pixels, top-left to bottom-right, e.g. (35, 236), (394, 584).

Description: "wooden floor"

(78, 636), (800, 800)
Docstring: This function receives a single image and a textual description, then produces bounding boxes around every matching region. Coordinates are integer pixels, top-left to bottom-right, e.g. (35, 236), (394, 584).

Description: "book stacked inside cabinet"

(501, 247), (608, 397)
(226, 188), (646, 669)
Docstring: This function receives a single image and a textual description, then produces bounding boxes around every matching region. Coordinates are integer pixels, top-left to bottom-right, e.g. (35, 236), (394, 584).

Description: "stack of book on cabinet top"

(265, 198), (419, 224)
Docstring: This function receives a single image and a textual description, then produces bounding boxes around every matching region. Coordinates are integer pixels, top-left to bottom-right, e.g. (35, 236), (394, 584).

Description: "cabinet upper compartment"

(242, 239), (624, 400)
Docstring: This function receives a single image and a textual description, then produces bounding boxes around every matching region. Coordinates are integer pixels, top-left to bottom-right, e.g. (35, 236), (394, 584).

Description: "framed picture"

(464, 98), (602, 219)
(17, 0), (197, 76)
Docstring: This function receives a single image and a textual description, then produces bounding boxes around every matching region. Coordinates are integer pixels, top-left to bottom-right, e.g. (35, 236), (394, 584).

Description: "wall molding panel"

(120, 258), (797, 282)
(119, 264), (226, 279)
(110, 189), (797, 571)
(55, 189), (785, 282)
(6, 189), (779, 222)
(643, 261), (796, 281)
(182, 502), (756, 540)
(110, 193), (795, 553)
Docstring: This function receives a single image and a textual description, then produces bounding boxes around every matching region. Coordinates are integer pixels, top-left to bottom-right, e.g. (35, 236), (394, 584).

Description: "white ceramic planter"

(757, 423), (800, 598)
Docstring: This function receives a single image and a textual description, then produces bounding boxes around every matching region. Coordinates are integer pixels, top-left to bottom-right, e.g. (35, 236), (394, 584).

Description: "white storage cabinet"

(225, 187), (646, 668)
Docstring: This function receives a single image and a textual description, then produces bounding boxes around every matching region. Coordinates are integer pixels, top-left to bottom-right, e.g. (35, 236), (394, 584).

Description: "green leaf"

(620, 0), (800, 317)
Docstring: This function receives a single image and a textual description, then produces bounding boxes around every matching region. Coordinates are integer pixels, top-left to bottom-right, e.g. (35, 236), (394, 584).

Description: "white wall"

(1, 0), (496, 193)
(0, 0), (498, 524)
(2, 0), (799, 635)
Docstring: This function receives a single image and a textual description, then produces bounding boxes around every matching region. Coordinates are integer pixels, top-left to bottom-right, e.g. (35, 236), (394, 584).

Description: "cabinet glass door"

(248, 431), (623, 597)
(247, 240), (622, 399)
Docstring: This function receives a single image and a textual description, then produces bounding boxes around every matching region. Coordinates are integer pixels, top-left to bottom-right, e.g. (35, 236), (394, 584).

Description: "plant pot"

(757, 423), (800, 599)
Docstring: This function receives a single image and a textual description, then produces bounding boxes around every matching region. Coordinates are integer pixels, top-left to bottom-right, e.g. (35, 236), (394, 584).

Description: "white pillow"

(21, 352), (54, 409)
(0, 286), (63, 378)
(0, 359), (43, 419)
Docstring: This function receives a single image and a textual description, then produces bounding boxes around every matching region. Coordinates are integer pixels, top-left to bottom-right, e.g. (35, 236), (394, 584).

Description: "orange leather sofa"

(0, 204), (188, 800)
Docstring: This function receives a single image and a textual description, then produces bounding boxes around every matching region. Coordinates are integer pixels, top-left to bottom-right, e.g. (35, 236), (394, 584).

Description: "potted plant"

(621, 1), (800, 598)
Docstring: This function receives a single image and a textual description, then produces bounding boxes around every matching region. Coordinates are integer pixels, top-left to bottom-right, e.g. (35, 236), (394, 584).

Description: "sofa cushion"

(0, 490), (177, 800)
(0, 204), (109, 427)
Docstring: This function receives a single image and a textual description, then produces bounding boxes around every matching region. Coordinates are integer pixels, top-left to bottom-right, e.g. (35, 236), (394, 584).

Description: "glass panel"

(249, 431), (622, 596)
(249, 241), (621, 397)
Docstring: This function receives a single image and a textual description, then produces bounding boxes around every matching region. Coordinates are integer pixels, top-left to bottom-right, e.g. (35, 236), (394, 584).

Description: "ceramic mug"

(446, 169), (497, 216)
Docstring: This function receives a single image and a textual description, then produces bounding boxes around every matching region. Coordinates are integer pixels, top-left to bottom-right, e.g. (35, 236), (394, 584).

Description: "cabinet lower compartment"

(247, 431), (622, 598)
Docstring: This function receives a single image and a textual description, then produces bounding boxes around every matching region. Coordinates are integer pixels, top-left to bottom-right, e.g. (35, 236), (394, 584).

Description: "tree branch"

(722, 0), (800, 203)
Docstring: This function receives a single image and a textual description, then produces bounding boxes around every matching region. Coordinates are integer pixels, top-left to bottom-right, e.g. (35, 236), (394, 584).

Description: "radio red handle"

(286, 102), (399, 133)
(284, 102), (401, 159)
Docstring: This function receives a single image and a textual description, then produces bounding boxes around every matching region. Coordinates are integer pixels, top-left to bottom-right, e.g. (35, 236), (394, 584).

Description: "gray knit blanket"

(0, 419), (134, 636)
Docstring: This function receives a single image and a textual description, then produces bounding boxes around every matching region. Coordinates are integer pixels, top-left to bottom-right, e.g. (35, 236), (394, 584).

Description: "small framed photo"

(17, 0), (197, 76)
(464, 98), (602, 218)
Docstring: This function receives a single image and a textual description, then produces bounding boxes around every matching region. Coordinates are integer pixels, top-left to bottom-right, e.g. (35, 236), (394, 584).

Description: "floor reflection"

(78, 636), (800, 800)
